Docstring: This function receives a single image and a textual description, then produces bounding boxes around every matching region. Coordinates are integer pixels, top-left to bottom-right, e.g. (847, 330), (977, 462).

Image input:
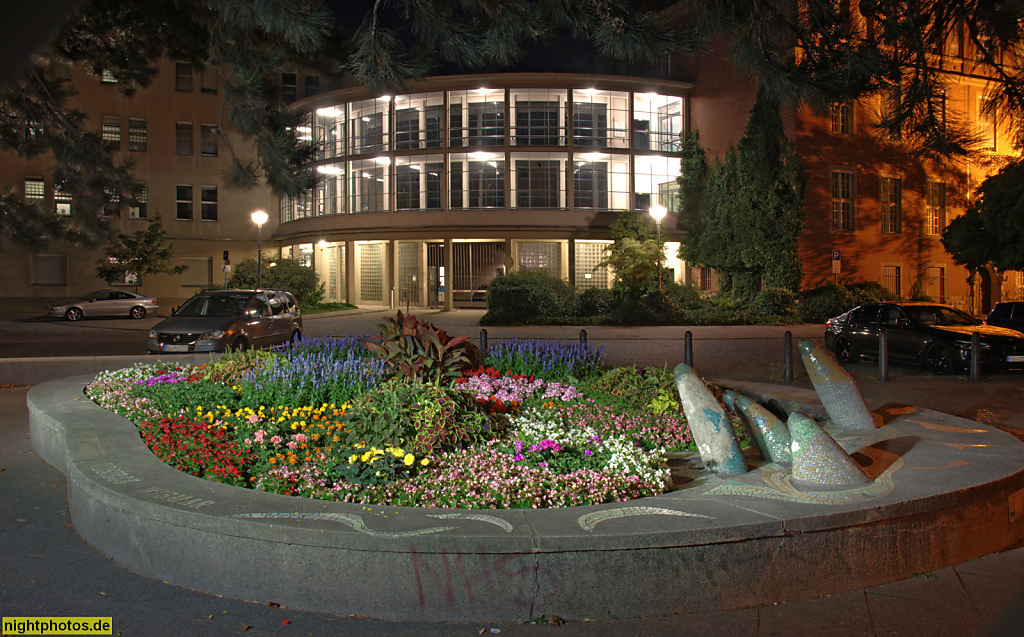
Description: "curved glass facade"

(279, 77), (691, 307)
(283, 81), (687, 221)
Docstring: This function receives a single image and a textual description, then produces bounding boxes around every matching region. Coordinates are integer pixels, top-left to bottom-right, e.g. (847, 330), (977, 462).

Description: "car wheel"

(130, 306), (146, 319)
(65, 307), (83, 321)
(926, 344), (955, 375)
(834, 338), (857, 364)
(232, 337), (249, 351)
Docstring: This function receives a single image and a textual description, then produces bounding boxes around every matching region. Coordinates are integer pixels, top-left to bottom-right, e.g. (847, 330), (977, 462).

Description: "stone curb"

(28, 373), (1024, 622)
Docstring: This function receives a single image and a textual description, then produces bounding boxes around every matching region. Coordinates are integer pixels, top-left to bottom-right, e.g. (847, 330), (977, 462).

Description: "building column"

(568, 238), (576, 290)
(444, 237), (454, 311)
(345, 240), (356, 305)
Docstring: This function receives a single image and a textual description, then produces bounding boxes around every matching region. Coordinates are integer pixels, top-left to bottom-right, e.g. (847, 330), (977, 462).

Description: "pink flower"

(287, 441), (298, 449)
(270, 435), (283, 444)
(293, 433), (307, 443)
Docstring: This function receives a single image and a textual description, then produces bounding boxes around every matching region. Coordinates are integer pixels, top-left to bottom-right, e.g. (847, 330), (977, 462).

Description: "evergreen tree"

(942, 159), (1024, 274)
(679, 88), (804, 300)
(95, 216), (187, 291)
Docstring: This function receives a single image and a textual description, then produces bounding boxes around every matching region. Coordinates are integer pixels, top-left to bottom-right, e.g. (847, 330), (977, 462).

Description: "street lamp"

(649, 204), (667, 292)
(251, 210), (268, 289)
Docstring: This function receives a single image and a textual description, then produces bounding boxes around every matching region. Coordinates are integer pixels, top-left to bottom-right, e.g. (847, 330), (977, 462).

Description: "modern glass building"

(275, 74), (693, 308)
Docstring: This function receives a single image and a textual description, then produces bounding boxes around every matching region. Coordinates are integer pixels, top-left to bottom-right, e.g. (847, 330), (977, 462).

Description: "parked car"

(984, 301), (1024, 333)
(147, 289), (302, 354)
(47, 290), (159, 321)
(824, 301), (1024, 375)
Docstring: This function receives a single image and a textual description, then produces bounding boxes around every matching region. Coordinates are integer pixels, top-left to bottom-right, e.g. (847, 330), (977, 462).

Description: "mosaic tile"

(578, 506), (714, 532)
(734, 395), (792, 463)
(674, 364), (748, 474)
(798, 338), (876, 430)
(788, 412), (871, 486)
(234, 512), (456, 536)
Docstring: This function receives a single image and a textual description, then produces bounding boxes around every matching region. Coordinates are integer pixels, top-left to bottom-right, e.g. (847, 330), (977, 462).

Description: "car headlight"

(148, 329), (157, 338)
(200, 330), (226, 340)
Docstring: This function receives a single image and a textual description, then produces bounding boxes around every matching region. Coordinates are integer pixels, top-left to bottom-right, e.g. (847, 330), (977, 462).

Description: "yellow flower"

(404, 454), (415, 466)
(420, 458), (430, 466)
(349, 454), (358, 463)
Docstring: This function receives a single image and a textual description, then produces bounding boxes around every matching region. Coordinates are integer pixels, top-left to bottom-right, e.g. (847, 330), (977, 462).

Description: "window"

(181, 257), (212, 287)
(575, 161), (609, 209)
(351, 160), (386, 213)
(200, 67), (218, 94)
(880, 176), (902, 233)
(32, 254), (67, 285)
(24, 177), (44, 206)
(699, 266), (712, 291)
(395, 159), (443, 210)
(128, 119), (147, 152)
(282, 73), (298, 102)
(925, 181), (946, 235)
(200, 124), (218, 156)
(129, 183), (147, 219)
(100, 70), (117, 84)
(978, 95), (997, 151)
(175, 62), (193, 92)
(468, 160), (506, 208)
(574, 240), (612, 289)
(573, 102), (608, 148)
(831, 170), (855, 230)
(176, 185), (193, 220)
(514, 99), (561, 146)
(175, 122), (193, 154)
(925, 266), (946, 303)
(633, 93), (683, 151)
(200, 186), (217, 221)
(304, 75), (320, 97)
(395, 108), (421, 150)
(830, 102), (852, 134)
(882, 265), (902, 297)
(102, 116), (121, 148)
(53, 183), (71, 216)
(515, 160), (560, 208)
(518, 242), (561, 277)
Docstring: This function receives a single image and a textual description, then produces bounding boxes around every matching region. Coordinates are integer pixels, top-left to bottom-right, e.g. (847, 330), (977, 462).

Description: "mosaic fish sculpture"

(673, 364), (747, 474)
(734, 395), (793, 463)
(787, 411), (871, 486)
(798, 338), (876, 430)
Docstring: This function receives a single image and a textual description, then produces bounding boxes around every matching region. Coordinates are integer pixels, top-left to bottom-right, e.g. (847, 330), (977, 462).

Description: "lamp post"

(649, 204), (667, 292)
(251, 210), (268, 289)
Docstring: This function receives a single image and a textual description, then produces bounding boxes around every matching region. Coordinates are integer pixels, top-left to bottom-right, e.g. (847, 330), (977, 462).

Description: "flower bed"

(85, 317), (744, 509)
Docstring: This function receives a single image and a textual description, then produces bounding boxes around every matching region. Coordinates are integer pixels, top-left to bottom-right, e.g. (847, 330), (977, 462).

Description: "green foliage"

(94, 216), (187, 290)
(581, 365), (679, 413)
(481, 270), (574, 325)
(750, 288), (797, 321)
(330, 444), (423, 486)
(678, 130), (707, 264)
(227, 256), (322, 305)
(199, 349), (274, 386)
(942, 159), (1024, 274)
(342, 380), (491, 456)
(681, 89), (805, 301)
(364, 311), (475, 384)
(132, 374), (239, 417)
(798, 280), (897, 322)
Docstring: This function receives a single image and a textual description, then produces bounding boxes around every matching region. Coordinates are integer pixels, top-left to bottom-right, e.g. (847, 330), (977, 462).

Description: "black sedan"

(824, 301), (1024, 375)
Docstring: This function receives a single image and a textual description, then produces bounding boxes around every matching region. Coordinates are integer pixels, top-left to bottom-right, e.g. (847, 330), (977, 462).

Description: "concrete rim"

(28, 374), (1024, 622)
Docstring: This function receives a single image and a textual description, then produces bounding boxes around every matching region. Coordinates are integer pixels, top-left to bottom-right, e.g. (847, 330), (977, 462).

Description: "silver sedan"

(46, 290), (160, 321)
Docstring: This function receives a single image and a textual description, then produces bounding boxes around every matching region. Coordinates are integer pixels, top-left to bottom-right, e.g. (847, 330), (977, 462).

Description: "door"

(879, 305), (918, 362)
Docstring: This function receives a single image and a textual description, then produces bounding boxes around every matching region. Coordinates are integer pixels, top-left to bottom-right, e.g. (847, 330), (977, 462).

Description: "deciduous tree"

(95, 216), (187, 291)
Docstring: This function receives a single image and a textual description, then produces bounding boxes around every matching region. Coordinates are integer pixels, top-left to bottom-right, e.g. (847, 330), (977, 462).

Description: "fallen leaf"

(267, 602), (280, 607)
(240, 625), (251, 631)
(282, 620), (291, 625)
(208, 615), (213, 619)
(0, 467), (8, 472)
(549, 615), (565, 626)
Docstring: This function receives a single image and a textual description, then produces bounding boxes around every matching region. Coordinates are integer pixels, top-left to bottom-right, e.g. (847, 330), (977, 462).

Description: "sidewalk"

(3, 316), (1024, 634)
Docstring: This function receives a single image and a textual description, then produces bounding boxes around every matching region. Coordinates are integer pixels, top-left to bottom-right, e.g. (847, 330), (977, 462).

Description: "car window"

(1012, 303), (1024, 320)
(856, 305), (881, 324)
(284, 293), (298, 313)
(93, 291), (114, 301)
(268, 294), (284, 316)
(909, 305), (978, 326)
(115, 291), (132, 299)
(250, 296), (270, 317)
(881, 306), (907, 326)
(177, 294), (249, 317)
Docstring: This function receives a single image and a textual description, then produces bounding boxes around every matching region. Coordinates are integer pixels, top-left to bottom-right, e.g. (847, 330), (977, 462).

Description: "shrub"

(798, 284), (854, 323)
(364, 311), (476, 384)
(581, 365), (679, 413)
(342, 380), (492, 455)
(481, 270), (573, 325)
(750, 287), (797, 321)
(571, 287), (615, 320)
(200, 349), (275, 385)
(483, 338), (605, 382)
(227, 256), (322, 306)
(846, 279), (897, 304)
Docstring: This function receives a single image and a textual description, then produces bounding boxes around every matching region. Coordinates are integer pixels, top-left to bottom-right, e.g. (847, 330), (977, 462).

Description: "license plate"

(162, 344), (189, 353)
(1007, 355), (1024, 363)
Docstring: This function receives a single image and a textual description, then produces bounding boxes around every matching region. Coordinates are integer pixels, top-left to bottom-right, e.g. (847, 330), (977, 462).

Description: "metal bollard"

(878, 330), (889, 382)
(580, 329), (587, 347)
(971, 332), (981, 381)
(480, 328), (488, 355)
(684, 330), (693, 367)
(784, 330), (793, 382)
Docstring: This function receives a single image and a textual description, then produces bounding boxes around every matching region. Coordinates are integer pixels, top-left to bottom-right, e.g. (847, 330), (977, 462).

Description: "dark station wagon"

(824, 301), (1024, 375)
(147, 289), (302, 354)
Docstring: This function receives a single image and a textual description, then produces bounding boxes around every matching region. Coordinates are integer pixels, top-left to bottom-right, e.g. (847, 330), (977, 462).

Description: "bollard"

(784, 330), (793, 382)
(480, 328), (488, 355)
(684, 330), (693, 367)
(971, 332), (981, 381)
(878, 330), (889, 382)
(579, 329), (587, 347)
